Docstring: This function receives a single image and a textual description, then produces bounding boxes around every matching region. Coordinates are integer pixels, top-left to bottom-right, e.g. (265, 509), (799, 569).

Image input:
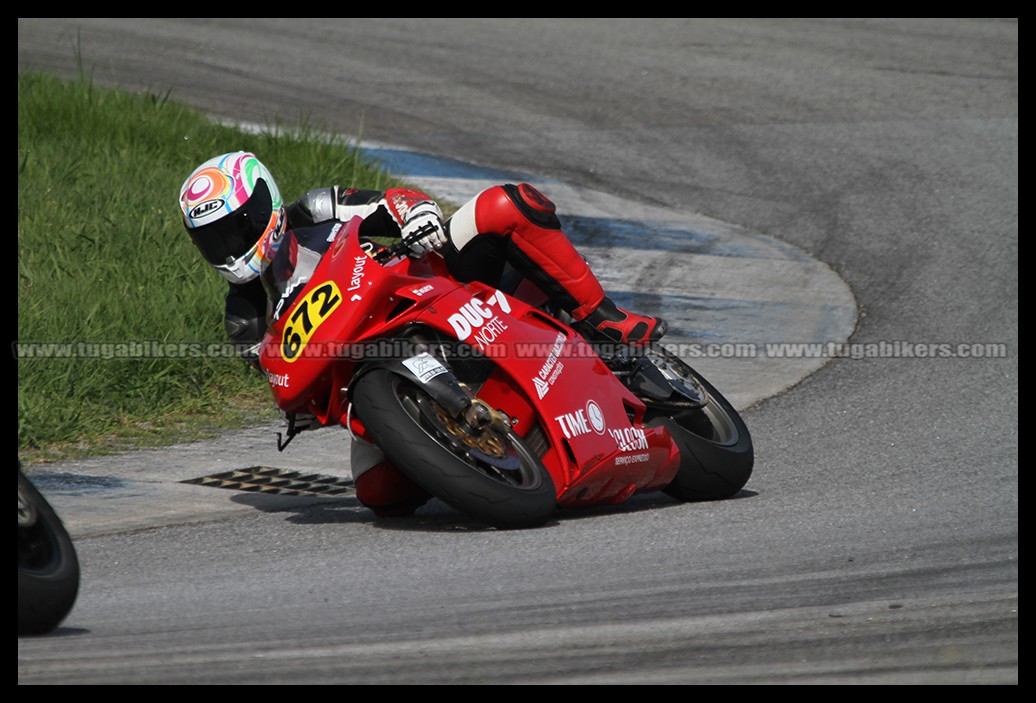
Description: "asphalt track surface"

(18, 19), (1017, 684)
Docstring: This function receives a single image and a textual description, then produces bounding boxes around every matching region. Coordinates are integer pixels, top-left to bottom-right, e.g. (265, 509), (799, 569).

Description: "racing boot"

(575, 296), (668, 344)
(445, 183), (667, 345)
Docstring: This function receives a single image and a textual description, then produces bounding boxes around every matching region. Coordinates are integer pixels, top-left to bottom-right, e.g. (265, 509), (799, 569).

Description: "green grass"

(17, 70), (411, 464)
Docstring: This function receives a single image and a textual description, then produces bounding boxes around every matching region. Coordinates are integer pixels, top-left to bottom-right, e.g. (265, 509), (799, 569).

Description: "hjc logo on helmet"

(189, 199), (223, 220)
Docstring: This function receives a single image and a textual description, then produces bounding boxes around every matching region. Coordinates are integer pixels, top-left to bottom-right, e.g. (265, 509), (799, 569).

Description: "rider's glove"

(400, 201), (447, 256)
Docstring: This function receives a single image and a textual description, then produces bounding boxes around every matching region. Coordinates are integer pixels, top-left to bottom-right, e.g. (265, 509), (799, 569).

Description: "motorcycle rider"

(179, 151), (667, 516)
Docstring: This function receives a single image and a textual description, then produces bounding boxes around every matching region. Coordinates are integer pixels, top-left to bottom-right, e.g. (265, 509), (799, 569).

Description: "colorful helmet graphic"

(179, 151), (285, 283)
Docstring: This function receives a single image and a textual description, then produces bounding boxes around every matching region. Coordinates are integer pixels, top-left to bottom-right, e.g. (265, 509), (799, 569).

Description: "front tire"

(19, 467), (80, 635)
(351, 369), (556, 529)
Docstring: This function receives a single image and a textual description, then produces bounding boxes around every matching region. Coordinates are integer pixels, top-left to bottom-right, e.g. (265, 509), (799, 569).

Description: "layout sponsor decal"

(267, 371), (290, 388)
(346, 255), (368, 301)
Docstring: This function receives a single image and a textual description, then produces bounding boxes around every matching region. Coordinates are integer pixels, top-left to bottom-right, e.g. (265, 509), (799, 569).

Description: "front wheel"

(641, 349), (753, 501)
(350, 369), (556, 529)
(19, 467), (80, 635)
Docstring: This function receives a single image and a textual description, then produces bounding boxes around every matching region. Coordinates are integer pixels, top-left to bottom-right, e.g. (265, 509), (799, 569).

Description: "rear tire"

(351, 369), (556, 528)
(642, 353), (753, 501)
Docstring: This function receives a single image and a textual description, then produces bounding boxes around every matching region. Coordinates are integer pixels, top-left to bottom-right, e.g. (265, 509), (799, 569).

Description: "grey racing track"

(17, 19), (1017, 684)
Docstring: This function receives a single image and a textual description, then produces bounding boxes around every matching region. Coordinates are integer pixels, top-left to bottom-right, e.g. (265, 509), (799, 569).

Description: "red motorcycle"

(259, 216), (752, 528)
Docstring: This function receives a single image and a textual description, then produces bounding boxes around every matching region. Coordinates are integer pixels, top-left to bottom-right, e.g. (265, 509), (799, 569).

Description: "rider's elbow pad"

(293, 187), (338, 226)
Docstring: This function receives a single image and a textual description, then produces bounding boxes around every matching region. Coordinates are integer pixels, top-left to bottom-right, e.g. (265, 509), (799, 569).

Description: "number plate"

(281, 282), (342, 363)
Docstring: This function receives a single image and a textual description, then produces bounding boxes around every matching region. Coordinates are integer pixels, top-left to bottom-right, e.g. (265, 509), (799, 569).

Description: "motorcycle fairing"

(411, 284), (681, 503)
(260, 219), (444, 414)
(259, 216), (681, 506)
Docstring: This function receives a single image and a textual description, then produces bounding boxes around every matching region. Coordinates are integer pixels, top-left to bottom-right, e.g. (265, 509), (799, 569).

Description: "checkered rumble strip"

(181, 467), (354, 497)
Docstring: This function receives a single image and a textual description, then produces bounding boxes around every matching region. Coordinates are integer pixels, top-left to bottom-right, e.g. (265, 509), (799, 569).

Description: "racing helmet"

(179, 152), (285, 283)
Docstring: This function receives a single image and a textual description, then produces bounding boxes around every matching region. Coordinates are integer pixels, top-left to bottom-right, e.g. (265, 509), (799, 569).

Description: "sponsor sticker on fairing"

(402, 353), (449, 383)
(554, 400), (608, 439)
(447, 290), (512, 351)
(532, 332), (566, 398)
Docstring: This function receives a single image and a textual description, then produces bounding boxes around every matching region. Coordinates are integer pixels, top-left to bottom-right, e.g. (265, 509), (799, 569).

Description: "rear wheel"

(351, 369), (556, 528)
(640, 348), (753, 501)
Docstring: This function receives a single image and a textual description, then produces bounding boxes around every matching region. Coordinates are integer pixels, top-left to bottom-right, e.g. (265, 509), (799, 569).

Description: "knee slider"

(451, 184), (562, 252)
(502, 183), (561, 229)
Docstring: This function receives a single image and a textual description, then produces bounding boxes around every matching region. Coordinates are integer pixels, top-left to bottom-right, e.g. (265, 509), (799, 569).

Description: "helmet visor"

(187, 179), (273, 267)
